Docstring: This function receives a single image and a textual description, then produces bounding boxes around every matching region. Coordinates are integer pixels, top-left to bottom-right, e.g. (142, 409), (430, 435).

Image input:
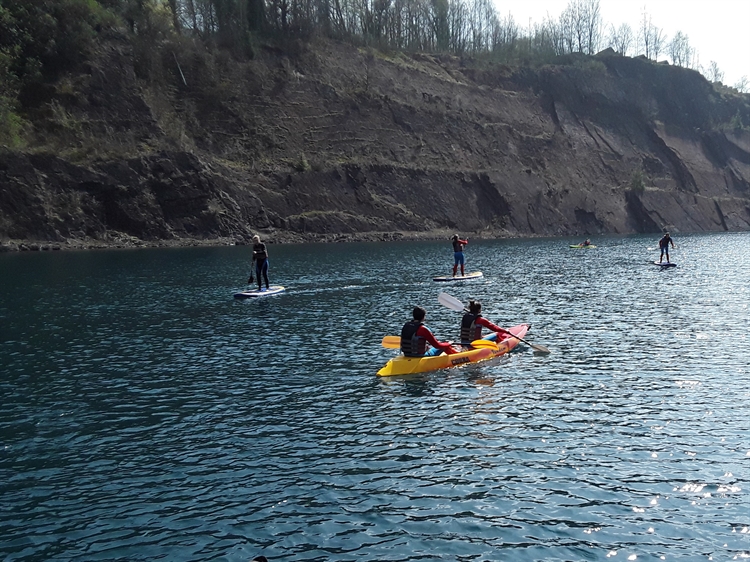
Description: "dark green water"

(1, 233), (749, 561)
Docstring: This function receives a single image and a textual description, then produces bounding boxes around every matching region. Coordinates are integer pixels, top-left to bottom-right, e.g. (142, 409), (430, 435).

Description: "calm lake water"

(1, 233), (749, 561)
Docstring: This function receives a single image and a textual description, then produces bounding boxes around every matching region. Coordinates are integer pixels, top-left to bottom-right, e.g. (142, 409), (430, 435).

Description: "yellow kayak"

(377, 324), (529, 376)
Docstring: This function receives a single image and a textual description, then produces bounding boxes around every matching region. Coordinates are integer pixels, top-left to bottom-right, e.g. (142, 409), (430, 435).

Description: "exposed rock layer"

(1, 37), (749, 250)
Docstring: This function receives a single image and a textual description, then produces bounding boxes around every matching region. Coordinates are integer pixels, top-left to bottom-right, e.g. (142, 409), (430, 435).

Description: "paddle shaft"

(383, 326), (539, 351)
(438, 293), (552, 353)
(495, 327), (548, 353)
(465, 313), (547, 352)
(381, 335), (497, 351)
(437, 291), (550, 353)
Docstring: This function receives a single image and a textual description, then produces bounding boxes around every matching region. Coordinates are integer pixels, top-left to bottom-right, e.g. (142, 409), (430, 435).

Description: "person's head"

(253, 235), (261, 243)
(452, 234), (458, 241)
(665, 232), (670, 237)
(468, 300), (481, 314)
(412, 306), (426, 321)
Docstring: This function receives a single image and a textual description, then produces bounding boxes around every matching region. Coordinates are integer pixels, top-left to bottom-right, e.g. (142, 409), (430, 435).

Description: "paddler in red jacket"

(451, 234), (468, 277)
(460, 300), (512, 347)
(401, 307), (457, 357)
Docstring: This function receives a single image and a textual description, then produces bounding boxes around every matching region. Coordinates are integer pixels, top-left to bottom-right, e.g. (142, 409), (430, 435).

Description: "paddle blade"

(381, 336), (401, 349)
(470, 339), (498, 350)
(438, 292), (465, 312)
(530, 343), (551, 354)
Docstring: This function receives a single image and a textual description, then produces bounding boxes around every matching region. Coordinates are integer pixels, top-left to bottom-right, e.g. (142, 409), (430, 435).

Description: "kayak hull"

(570, 244), (597, 248)
(377, 324), (529, 376)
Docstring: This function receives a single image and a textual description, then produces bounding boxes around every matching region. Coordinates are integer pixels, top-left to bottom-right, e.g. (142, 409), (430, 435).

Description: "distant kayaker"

(451, 234), (468, 277)
(460, 300), (511, 347)
(658, 232), (675, 263)
(401, 306), (456, 357)
(583, 239), (591, 246)
(251, 234), (270, 291)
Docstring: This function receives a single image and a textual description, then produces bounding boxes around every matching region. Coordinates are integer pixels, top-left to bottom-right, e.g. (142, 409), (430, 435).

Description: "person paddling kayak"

(401, 306), (456, 357)
(658, 232), (675, 263)
(251, 234), (270, 291)
(460, 300), (512, 347)
(451, 234), (468, 277)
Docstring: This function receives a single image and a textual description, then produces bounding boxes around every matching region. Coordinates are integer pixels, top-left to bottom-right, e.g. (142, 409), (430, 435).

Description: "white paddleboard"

(234, 286), (286, 299)
(433, 271), (483, 282)
(652, 262), (677, 268)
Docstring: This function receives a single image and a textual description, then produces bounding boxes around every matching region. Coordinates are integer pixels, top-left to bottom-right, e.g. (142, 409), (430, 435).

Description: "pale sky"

(495, 0), (750, 87)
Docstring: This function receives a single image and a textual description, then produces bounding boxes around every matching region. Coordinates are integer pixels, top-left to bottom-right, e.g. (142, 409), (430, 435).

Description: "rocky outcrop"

(1, 38), (749, 250)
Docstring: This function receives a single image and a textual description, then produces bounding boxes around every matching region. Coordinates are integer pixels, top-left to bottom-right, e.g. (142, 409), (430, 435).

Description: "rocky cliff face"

(1, 37), (749, 250)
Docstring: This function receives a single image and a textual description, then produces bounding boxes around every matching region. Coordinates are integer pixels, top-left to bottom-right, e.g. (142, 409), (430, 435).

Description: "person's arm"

(417, 325), (456, 355)
(459, 238), (468, 245)
(477, 317), (508, 335)
(670, 240), (675, 248)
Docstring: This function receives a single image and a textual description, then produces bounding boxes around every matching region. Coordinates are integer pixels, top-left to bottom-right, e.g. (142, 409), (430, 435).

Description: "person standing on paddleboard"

(459, 300), (511, 348)
(401, 306), (456, 357)
(658, 232), (675, 264)
(451, 234), (468, 277)
(251, 234), (270, 292)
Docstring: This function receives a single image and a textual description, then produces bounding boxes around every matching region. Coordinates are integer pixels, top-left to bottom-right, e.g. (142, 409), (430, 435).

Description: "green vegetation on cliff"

(1, 0), (749, 151)
(1, 0), (116, 142)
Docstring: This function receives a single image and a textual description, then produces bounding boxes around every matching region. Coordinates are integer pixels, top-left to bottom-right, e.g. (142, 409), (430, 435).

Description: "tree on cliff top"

(0, 0), (118, 145)
(1, 0), (746, 149)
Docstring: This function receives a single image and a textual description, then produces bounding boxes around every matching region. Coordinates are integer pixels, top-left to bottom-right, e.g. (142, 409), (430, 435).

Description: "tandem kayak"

(569, 244), (596, 249)
(377, 323), (529, 376)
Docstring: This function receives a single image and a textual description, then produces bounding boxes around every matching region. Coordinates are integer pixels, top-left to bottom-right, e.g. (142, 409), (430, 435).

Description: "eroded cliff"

(1, 36), (749, 250)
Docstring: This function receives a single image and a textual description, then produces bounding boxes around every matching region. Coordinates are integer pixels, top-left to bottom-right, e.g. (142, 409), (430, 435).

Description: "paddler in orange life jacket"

(460, 300), (511, 348)
(451, 234), (468, 277)
(401, 306), (457, 357)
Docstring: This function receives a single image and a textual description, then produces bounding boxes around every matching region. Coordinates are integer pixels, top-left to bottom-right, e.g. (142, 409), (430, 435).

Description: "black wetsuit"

(253, 242), (269, 289)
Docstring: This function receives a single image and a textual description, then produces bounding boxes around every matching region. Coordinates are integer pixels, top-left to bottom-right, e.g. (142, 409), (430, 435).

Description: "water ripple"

(2, 234), (750, 561)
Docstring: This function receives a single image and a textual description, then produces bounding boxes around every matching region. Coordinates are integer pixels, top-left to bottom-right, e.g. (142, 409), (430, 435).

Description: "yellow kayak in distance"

(377, 324), (529, 376)
(569, 244), (597, 249)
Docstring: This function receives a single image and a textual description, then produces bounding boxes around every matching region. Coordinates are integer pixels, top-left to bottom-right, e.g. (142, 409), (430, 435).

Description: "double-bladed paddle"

(437, 292), (551, 354)
(380, 335), (498, 350)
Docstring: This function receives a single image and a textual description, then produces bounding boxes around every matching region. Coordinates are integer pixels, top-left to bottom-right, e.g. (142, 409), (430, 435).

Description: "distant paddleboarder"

(451, 234), (468, 277)
(658, 232), (675, 264)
